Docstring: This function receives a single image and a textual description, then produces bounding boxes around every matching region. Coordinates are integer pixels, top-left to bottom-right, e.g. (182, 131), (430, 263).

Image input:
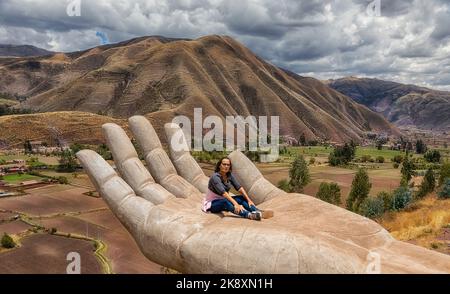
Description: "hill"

(0, 44), (54, 57)
(327, 77), (450, 130)
(0, 35), (399, 144)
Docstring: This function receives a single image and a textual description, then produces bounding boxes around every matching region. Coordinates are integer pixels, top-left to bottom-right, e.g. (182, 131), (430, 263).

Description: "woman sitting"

(202, 157), (273, 221)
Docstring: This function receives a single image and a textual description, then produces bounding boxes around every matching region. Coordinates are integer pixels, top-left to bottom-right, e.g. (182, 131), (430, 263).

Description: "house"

(7, 166), (27, 173)
(29, 141), (44, 153)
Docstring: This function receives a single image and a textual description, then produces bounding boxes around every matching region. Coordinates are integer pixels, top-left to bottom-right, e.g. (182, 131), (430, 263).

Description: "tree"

(299, 133), (306, 146)
(57, 150), (77, 172)
(439, 162), (450, 186)
(377, 191), (394, 211)
(70, 143), (87, 154)
(415, 139), (427, 154)
(438, 178), (450, 199)
(289, 155), (311, 193)
(392, 155), (403, 164)
(406, 141), (413, 152)
(57, 176), (69, 185)
(97, 144), (112, 160)
(417, 168), (435, 199)
(316, 182), (341, 205)
(401, 153), (415, 185)
(375, 137), (387, 150)
(23, 140), (32, 154)
(328, 142), (356, 166)
(376, 140), (383, 150)
(346, 168), (372, 212)
(424, 150), (441, 163)
(1, 233), (16, 248)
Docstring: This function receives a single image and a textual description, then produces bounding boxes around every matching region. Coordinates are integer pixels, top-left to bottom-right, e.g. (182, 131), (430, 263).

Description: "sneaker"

(259, 209), (274, 219)
(248, 211), (262, 221)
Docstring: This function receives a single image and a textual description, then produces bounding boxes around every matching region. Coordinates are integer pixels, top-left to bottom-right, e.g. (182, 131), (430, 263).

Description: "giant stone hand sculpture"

(76, 116), (450, 273)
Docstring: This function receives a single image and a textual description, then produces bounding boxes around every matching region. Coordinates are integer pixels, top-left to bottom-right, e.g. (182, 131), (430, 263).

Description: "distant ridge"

(327, 77), (450, 130)
(0, 44), (54, 57)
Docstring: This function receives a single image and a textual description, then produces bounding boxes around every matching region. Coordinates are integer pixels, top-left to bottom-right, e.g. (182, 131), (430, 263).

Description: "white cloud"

(0, 0), (449, 90)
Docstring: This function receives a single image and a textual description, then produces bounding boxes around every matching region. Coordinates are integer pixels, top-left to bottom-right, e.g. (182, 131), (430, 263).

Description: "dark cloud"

(0, 0), (449, 90)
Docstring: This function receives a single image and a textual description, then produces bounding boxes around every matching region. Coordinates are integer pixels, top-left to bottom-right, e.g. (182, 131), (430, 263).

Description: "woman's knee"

(224, 201), (235, 212)
(233, 195), (245, 203)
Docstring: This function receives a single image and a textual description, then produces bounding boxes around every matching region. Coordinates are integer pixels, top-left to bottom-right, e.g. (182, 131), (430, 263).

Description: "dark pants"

(209, 195), (258, 218)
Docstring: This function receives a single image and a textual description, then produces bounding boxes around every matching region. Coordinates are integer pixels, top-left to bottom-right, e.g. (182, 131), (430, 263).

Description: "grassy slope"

(380, 195), (450, 254)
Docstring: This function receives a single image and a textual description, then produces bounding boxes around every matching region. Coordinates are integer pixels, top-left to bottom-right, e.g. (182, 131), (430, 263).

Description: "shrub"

(316, 182), (341, 205)
(439, 163), (450, 186)
(359, 197), (385, 219)
(424, 150), (441, 163)
(376, 156), (385, 163)
(361, 155), (371, 163)
(328, 142), (356, 166)
(309, 157), (316, 165)
(57, 176), (69, 185)
(97, 144), (112, 161)
(277, 179), (291, 192)
(416, 168), (435, 199)
(438, 178), (450, 199)
(289, 155), (311, 193)
(393, 162), (399, 169)
(1, 233), (16, 248)
(392, 155), (404, 164)
(377, 191), (394, 211)
(391, 186), (413, 211)
(346, 168), (372, 212)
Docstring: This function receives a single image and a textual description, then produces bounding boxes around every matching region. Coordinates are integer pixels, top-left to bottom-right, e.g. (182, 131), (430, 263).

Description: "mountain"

(327, 77), (450, 130)
(0, 44), (54, 57)
(0, 35), (399, 145)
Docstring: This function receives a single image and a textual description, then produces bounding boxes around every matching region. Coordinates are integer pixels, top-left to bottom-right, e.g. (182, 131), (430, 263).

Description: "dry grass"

(0, 111), (125, 148)
(380, 194), (450, 250)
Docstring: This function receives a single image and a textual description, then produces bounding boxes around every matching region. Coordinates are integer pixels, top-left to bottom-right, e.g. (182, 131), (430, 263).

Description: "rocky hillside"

(0, 35), (399, 144)
(327, 77), (450, 130)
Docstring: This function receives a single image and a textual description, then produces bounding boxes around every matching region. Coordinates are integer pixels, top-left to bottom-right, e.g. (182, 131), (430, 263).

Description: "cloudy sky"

(1, 0), (450, 90)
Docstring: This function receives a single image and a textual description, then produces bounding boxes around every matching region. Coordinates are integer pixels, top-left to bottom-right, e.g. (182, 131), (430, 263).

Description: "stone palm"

(76, 116), (450, 273)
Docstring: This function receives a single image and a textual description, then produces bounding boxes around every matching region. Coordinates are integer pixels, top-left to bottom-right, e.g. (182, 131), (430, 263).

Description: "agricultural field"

(0, 183), (164, 273)
(0, 234), (102, 274)
(1, 174), (42, 184)
(0, 185), (105, 216)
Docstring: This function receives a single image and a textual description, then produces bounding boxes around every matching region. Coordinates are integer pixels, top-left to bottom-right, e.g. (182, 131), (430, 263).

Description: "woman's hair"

(215, 157), (232, 173)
